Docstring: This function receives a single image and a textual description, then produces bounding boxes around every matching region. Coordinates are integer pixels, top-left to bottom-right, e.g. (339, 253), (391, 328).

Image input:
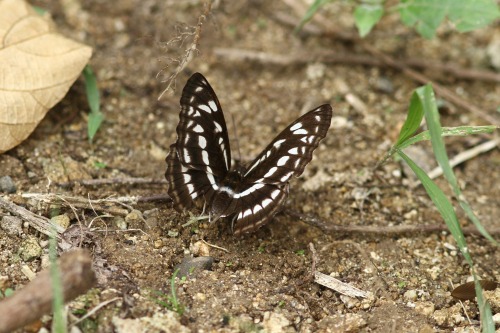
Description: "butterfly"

(165, 73), (332, 237)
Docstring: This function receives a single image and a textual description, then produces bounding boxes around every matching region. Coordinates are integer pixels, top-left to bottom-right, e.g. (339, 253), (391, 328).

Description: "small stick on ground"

(285, 208), (500, 235)
(22, 194), (130, 217)
(0, 196), (67, 244)
(69, 297), (121, 328)
(201, 239), (229, 253)
(56, 177), (168, 187)
(0, 250), (96, 333)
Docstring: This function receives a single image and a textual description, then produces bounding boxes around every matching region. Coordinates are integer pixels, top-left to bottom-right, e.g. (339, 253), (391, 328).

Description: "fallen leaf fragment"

(0, 0), (92, 153)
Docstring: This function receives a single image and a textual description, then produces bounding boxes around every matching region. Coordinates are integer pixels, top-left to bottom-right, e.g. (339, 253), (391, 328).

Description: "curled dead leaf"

(0, 0), (92, 153)
(451, 280), (498, 301)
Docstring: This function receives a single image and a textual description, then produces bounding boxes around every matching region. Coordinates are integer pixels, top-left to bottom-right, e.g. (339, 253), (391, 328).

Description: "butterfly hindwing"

(176, 73), (232, 178)
(242, 105), (333, 184)
(165, 144), (214, 211)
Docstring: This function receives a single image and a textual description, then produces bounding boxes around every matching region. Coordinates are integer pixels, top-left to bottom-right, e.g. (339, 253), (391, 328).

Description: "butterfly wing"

(165, 144), (214, 211)
(232, 105), (333, 236)
(244, 104), (333, 183)
(176, 73), (231, 178)
(166, 73), (232, 209)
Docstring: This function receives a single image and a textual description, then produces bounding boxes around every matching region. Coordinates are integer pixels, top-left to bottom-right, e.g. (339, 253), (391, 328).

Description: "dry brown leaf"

(0, 0), (92, 153)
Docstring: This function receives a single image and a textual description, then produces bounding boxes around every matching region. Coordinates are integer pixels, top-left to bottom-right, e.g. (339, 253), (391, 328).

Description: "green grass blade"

(397, 126), (497, 150)
(398, 151), (494, 332)
(416, 85), (498, 246)
(395, 91), (424, 146)
(415, 84), (495, 332)
(294, 0), (332, 33)
(50, 228), (66, 333)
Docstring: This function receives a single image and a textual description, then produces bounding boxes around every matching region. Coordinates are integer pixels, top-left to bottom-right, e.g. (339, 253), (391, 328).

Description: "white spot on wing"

(195, 87), (203, 92)
(187, 106), (195, 116)
(290, 123), (302, 131)
(243, 209), (252, 218)
(187, 120), (194, 128)
(294, 129), (308, 135)
(315, 115), (321, 121)
(184, 133), (190, 144)
(262, 198), (272, 207)
(190, 96), (195, 103)
(295, 159), (300, 168)
(253, 205), (262, 213)
(288, 147), (298, 155)
(300, 137), (308, 143)
(187, 184), (194, 193)
(199, 104), (212, 113)
(308, 136), (315, 144)
(218, 137), (223, 144)
(271, 190), (280, 199)
(234, 183), (265, 198)
(281, 172), (293, 182)
(193, 125), (204, 133)
(263, 167), (278, 178)
(277, 156), (289, 166)
(207, 173), (219, 190)
(301, 147), (306, 154)
(198, 136), (207, 149)
(184, 151), (191, 163)
(274, 139), (286, 148)
(214, 121), (222, 133)
(208, 100), (218, 111)
(183, 174), (191, 183)
(202, 150), (210, 165)
(315, 126), (319, 133)
(219, 186), (234, 196)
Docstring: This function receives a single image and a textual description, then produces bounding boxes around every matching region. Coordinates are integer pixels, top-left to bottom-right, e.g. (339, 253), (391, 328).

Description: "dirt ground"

(1, 0), (500, 332)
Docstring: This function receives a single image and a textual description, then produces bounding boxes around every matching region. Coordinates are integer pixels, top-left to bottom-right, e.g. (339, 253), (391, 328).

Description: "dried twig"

(22, 194), (130, 217)
(0, 250), (96, 333)
(158, 0), (213, 98)
(214, 47), (500, 84)
(273, 12), (500, 83)
(69, 297), (121, 328)
(297, 243), (318, 286)
(201, 239), (229, 252)
(425, 138), (500, 180)
(56, 177), (168, 187)
(285, 208), (500, 235)
(0, 196), (67, 244)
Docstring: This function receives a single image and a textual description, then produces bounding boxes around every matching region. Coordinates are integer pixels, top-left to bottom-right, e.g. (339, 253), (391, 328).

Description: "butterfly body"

(165, 73), (332, 237)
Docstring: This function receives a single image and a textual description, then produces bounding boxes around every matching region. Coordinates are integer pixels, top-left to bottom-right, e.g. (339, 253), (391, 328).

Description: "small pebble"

(20, 236), (42, 262)
(113, 216), (127, 230)
(1, 216), (23, 236)
(0, 176), (16, 193)
(174, 256), (214, 279)
(51, 214), (70, 229)
(125, 210), (143, 224)
(190, 241), (210, 256)
(154, 239), (163, 249)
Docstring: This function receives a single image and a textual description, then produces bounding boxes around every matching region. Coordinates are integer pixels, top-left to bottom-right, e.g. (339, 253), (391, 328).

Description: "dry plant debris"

(0, 0), (92, 153)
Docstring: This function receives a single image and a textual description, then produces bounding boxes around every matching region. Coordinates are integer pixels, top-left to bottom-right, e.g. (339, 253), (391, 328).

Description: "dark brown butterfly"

(165, 73), (332, 236)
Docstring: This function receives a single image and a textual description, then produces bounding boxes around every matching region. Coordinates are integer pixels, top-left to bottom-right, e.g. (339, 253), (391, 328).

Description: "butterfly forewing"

(176, 73), (232, 178)
(243, 105), (333, 184)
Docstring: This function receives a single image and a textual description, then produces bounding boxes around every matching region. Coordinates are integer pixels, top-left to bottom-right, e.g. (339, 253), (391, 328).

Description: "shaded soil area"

(1, 0), (500, 332)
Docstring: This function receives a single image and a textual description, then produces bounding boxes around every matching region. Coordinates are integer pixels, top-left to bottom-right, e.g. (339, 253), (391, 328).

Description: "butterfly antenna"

(230, 112), (241, 162)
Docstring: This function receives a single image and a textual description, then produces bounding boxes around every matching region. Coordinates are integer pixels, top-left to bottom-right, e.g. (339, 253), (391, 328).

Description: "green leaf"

(83, 66), (100, 115)
(354, 3), (384, 37)
(94, 161), (106, 169)
(395, 91), (424, 147)
(88, 113), (103, 141)
(295, 0), (332, 33)
(399, 0), (500, 39)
